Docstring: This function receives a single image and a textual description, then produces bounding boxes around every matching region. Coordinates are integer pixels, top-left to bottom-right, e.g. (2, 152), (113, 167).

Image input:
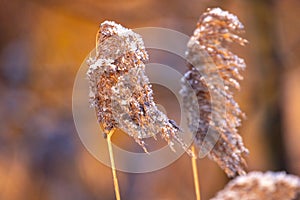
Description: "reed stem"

(107, 129), (121, 200)
(191, 146), (201, 200)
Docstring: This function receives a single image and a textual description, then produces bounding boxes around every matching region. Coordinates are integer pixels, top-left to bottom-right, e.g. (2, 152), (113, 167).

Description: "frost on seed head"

(180, 8), (249, 177)
(87, 21), (193, 155)
(211, 171), (300, 200)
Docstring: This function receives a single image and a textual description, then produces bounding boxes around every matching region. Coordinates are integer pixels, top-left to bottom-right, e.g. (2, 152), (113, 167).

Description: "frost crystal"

(211, 171), (300, 200)
(87, 21), (192, 154)
(180, 8), (249, 177)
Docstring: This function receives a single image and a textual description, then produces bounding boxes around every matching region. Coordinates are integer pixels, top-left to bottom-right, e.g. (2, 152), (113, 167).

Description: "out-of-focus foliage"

(1, 0), (300, 199)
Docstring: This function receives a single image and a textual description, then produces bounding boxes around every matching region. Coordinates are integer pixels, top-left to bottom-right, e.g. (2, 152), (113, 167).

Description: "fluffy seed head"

(211, 171), (300, 200)
(181, 8), (249, 177)
(87, 21), (193, 154)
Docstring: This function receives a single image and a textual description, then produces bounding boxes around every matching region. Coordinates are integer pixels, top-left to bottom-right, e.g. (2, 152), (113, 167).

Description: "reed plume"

(87, 21), (193, 154)
(211, 171), (300, 200)
(181, 8), (249, 177)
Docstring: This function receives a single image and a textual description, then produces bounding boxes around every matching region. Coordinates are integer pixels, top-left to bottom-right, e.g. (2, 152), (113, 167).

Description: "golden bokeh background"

(1, 0), (300, 199)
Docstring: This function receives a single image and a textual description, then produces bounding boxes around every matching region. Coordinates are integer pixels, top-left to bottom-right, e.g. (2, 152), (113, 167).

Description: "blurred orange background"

(1, 0), (300, 199)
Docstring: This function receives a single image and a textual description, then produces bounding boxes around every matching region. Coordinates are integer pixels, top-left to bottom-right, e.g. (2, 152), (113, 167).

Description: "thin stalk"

(107, 128), (121, 200)
(191, 146), (201, 200)
(95, 28), (100, 56)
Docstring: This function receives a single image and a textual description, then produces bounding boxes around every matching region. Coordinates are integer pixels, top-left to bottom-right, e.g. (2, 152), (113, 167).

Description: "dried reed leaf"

(181, 8), (249, 177)
(87, 21), (192, 154)
(211, 171), (300, 200)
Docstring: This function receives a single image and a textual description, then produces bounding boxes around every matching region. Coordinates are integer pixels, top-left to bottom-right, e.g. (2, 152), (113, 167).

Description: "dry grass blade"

(210, 171), (300, 200)
(87, 21), (193, 154)
(180, 8), (249, 177)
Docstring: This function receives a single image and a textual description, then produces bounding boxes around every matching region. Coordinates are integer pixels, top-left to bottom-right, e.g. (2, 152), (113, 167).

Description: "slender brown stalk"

(191, 146), (201, 200)
(107, 128), (121, 200)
